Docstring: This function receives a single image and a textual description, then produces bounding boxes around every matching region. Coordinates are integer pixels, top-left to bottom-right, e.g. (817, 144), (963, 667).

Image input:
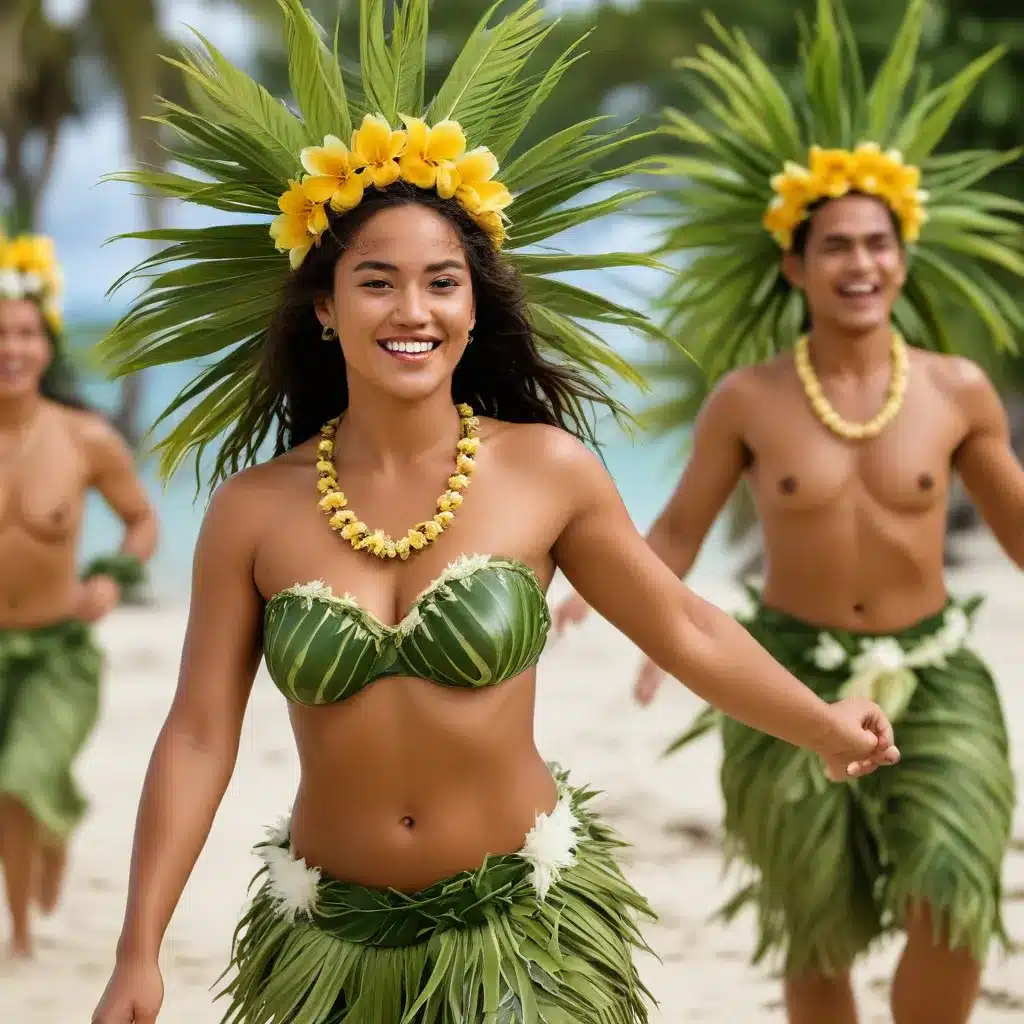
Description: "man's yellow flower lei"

(0, 232), (64, 330)
(271, 113), (513, 269)
(763, 143), (928, 251)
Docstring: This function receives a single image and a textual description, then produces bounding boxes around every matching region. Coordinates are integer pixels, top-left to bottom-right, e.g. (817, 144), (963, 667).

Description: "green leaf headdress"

(98, 0), (666, 486)
(652, 0), (1024, 386)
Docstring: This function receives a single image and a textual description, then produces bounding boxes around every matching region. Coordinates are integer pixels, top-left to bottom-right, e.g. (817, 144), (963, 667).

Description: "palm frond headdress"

(100, 0), (665, 484)
(0, 230), (64, 333)
(653, 0), (1024, 386)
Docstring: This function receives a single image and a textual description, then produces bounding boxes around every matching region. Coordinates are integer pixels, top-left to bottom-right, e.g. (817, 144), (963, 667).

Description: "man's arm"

(644, 370), (753, 577)
(949, 359), (1024, 568)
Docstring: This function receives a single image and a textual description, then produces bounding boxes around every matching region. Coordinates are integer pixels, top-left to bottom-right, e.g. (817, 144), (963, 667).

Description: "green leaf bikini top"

(263, 555), (551, 706)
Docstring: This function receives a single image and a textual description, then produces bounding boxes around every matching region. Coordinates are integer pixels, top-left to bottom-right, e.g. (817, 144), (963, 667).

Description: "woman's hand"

(91, 957), (164, 1024)
(819, 697), (900, 781)
(75, 574), (122, 623)
(633, 656), (665, 706)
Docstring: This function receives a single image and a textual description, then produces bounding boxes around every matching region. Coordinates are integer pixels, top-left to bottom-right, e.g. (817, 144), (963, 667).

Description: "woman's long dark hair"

(41, 325), (90, 410)
(257, 182), (615, 454)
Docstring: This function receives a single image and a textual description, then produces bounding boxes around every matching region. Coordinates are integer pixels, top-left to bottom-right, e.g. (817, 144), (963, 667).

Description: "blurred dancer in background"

(0, 229), (157, 959)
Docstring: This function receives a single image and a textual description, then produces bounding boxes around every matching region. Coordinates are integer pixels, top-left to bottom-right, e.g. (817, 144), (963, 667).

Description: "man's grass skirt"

(0, 620), (103, 843)
(667, 591), (1015, 978)
(216, 772), (657, 1023)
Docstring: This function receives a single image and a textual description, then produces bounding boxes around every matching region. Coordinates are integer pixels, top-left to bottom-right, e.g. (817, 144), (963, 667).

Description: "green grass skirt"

(0, 620), (103, 843)
(216, 772), (657, 1023)
(666, 591), (1016, 977)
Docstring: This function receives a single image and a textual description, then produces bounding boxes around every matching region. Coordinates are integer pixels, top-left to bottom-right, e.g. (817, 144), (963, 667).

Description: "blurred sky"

(40, 0), (278, 320)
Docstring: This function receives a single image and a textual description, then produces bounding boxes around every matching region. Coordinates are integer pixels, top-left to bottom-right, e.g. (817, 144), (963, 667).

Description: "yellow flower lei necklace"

(315, 403), (480, 559)
(795, 332), (908, 440)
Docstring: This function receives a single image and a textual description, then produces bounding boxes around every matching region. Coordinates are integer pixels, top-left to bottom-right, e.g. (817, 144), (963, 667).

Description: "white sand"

(3, 531), (1022, 1022)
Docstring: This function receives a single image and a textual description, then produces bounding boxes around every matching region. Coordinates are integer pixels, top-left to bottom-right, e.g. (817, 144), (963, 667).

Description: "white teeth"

(382, 340), (434, 354)
(841, 283), (876, 295)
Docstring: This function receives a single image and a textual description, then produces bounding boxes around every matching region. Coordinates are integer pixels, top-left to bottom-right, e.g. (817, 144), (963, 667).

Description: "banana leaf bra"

(263, 554), (551, 705)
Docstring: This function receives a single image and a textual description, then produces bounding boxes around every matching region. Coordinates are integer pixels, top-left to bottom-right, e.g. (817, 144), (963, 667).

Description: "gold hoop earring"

(322, 325), (337, 341)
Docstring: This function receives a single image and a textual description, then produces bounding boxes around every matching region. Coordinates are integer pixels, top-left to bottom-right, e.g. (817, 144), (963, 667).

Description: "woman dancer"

(91, 3), (897, 1021)
(0, 230), (156, 958)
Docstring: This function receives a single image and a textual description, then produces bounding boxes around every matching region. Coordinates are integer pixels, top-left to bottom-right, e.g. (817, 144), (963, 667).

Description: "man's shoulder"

(712, 353), (793, 404)
(915, 350), (996, 401)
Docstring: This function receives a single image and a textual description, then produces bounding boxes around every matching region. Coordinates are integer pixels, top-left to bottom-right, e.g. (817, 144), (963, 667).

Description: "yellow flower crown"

(0, 232), (64, 331)
(763, 143), (928, 251)
(270, 113), (513, 269)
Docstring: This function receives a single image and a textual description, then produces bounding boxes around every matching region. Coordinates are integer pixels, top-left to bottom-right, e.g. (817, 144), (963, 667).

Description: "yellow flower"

(448, 473), (470, 491)
(362, 530), (389, 556)
(316, 477), (335, 493)
(395, 537), (411, 559)
(456, 453), (475, 474)
(341, 522), (366, 541)
(456, 436), (480, 455)
(441, 146), (512, 246)
(894, 198), (927, 243)
(437, 490), (463, 512)
(770, 162), (816, 208)
(300, 135), (367, 213)
(316, 459), (336, 475)
(408, 529), (427, 550)
(319, 491), (347, 511)
(762, 196), (803, 248)
(398, 117), (467, 197)
(270, 179), (328, 268)
(351, 114), (407, 189)
(422, 521), (442, 541)
(809, 146), (854, 199)
(434, 510), (455, 528)
(329, 510), (357, 529)
(317, 438), (334, 456)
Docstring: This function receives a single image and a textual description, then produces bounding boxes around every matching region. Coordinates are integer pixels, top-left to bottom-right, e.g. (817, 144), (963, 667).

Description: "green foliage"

(98, 0), (678, 486)
(644, 0), (1024, 432)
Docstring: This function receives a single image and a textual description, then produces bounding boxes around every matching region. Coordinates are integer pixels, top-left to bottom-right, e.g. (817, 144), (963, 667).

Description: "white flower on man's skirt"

(851, 637), (906, 679)
(934, 605), (969, 654)
(808, 631), (847, 671)
(520, 790), (580, 901)
(256, 843), (321, 921)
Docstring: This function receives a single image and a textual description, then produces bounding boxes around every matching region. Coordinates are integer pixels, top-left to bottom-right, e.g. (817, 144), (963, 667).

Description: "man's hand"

(551, 590), (591, 638)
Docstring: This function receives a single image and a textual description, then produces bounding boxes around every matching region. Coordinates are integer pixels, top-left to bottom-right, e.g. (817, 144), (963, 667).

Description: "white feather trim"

(519, 788), (581, 901)
(255, 828), (321, 922)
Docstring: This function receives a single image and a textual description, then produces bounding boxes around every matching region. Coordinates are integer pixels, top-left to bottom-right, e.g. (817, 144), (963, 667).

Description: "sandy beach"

(2, 530), (1021, 1022)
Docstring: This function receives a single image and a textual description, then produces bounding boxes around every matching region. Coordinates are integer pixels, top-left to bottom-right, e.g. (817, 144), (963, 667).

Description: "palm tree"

(0, 0), (267, 446)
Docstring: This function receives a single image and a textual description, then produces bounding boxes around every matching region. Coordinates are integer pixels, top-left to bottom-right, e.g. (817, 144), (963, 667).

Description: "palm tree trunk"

(88, 0), (163, 449)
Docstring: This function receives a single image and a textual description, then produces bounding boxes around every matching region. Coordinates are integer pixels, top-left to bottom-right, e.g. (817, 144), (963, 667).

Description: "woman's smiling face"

(316, 202), (477, 403)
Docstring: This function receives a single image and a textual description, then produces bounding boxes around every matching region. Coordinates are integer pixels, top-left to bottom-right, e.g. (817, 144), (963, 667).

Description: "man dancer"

(555, 2), (1022, 1021)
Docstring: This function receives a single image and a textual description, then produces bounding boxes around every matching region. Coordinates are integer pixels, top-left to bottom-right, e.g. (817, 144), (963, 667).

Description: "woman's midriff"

(286, 671), (558, 892)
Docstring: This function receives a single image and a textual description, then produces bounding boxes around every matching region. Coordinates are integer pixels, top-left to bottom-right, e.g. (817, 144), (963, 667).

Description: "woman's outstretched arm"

(93, 475), (265, 1024)
(550, 431), (899, 780)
